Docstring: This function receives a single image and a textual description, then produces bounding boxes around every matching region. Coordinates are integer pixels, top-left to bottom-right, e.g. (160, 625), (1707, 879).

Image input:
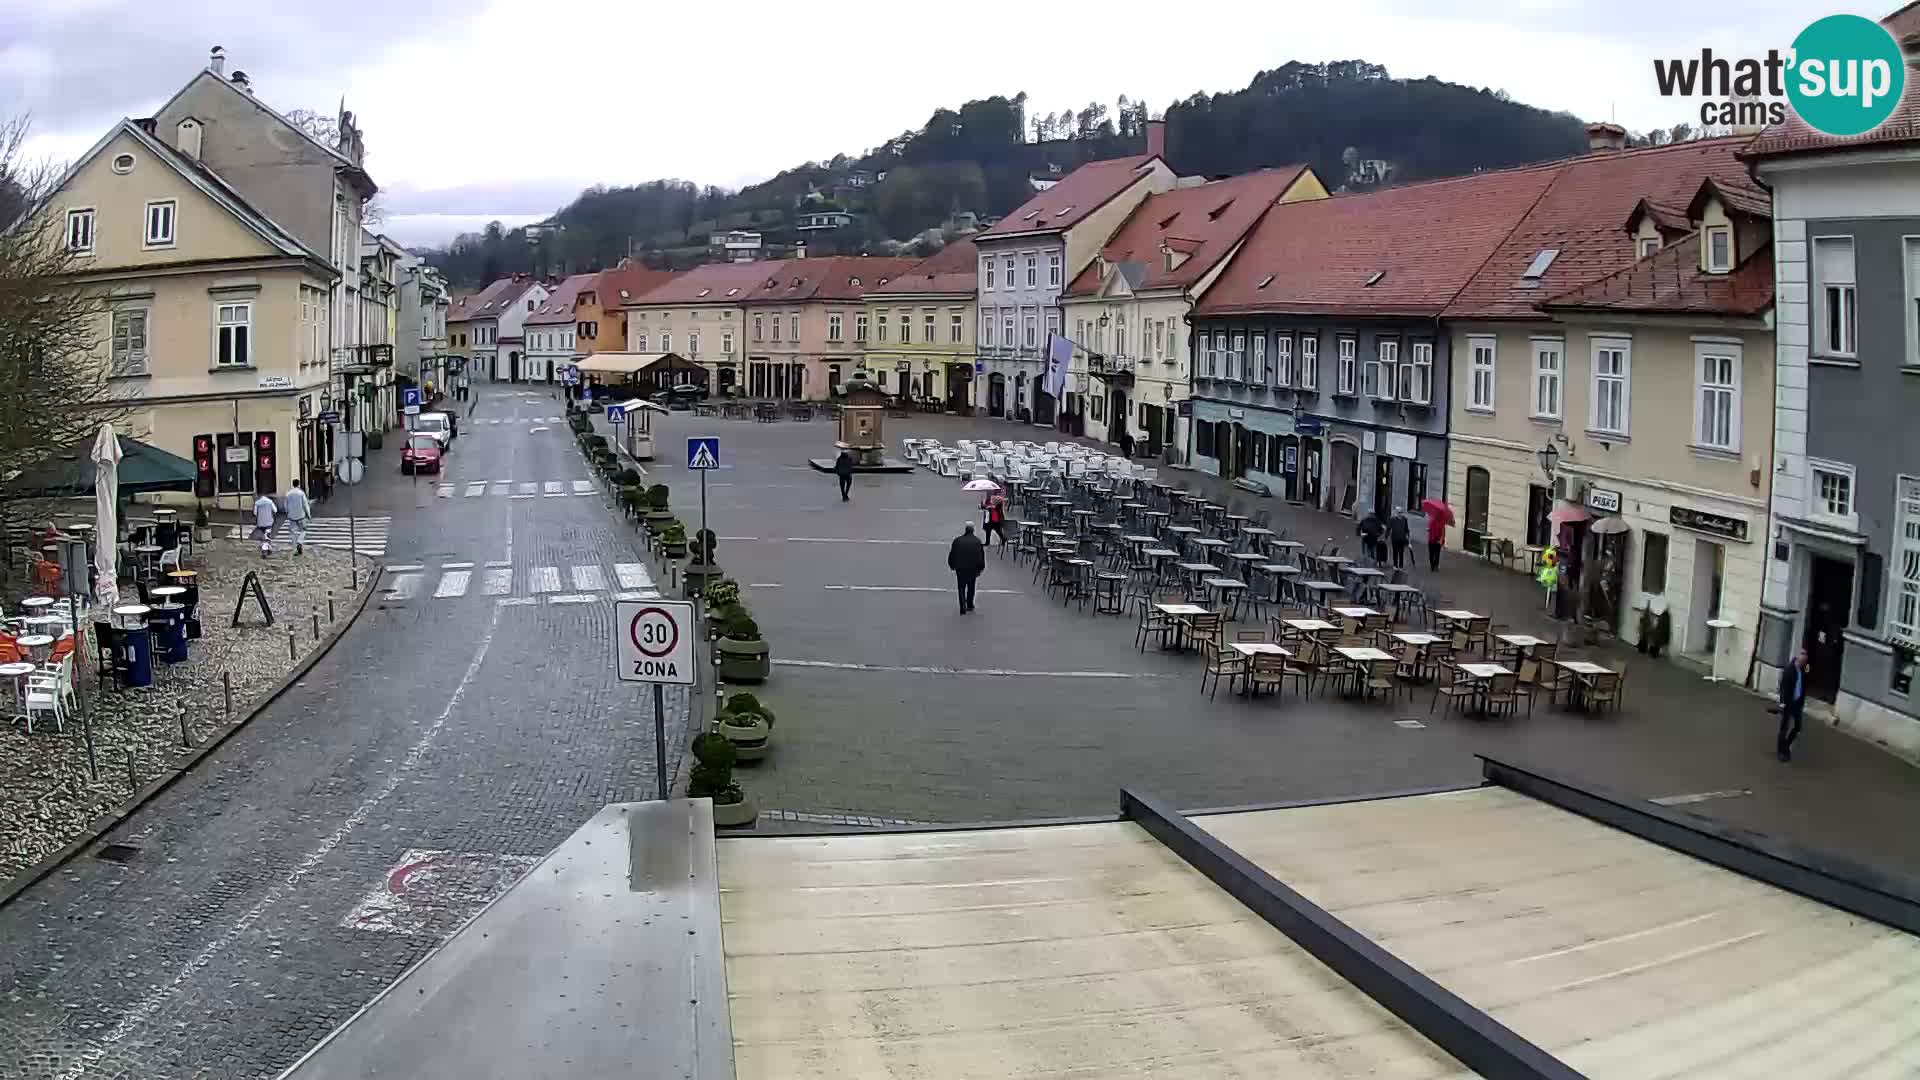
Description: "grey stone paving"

(0, 385), (692, 1080)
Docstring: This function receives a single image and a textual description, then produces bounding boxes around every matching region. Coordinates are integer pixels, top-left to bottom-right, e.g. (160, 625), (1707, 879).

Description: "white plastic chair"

(24, 672), (64, 734)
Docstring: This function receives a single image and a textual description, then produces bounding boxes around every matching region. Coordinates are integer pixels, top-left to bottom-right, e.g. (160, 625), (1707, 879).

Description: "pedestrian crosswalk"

(273, 515), (390, 557)
(434, 479), (601, 499)
(471, 416), (565, 425)
(381, 561), (661, 605)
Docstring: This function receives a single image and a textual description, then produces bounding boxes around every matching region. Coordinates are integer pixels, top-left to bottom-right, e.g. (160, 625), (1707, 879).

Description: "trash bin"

(122, 626), (153, 687)
(151, 605), (188, 663)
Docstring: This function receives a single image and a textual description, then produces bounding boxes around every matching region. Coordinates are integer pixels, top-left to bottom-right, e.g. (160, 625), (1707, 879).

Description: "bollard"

(126, 751), (137, 793)
(312, 610), (321, 641)
(328, 591), (336, 622)
(179, 707), (191, 748)
(223, 670), (233, 718)
(288, 630), (297, 662)
(671, 564), (679, 592)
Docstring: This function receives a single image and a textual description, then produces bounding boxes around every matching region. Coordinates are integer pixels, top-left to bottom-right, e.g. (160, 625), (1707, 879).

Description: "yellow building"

(31, 117), (338, 506)
(862, 240), (979, 409)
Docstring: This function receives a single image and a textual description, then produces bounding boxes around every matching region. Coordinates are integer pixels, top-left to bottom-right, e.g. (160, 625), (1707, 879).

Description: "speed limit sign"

(616, 599), (695, 684)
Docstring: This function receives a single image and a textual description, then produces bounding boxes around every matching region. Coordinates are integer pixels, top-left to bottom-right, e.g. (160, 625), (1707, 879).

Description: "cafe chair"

(1584, 671), (1624, 713)
(1199, 638), (1248, 701)
(1246, 653), (1287, 698)
(1361, 658), (1400, 703)
(1281, 640), (1323, 699)
(1483, 673), (1521, 718)
(1430, 664), (1477, 717)
(1537, 659), (1575, 707)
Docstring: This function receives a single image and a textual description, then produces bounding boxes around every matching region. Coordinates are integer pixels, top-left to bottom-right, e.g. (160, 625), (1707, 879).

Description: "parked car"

(414, 411), (454, 449)
(401, 433), (443, 474)
(651, 383), (708, 411)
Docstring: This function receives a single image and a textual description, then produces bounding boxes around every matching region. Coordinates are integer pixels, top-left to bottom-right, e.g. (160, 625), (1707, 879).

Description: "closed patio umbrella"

(89, 425), (122, 609)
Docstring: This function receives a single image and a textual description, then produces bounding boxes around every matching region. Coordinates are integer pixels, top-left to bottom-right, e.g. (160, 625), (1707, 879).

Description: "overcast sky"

(3, 0), (1829, 248)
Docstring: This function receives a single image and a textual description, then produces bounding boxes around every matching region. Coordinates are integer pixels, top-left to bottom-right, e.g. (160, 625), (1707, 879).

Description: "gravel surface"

(1, 539), (361, 886)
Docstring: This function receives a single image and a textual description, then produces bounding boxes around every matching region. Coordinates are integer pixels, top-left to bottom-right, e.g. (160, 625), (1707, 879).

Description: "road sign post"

(687, 437), (720, 612)
(616, 598), (696, 800)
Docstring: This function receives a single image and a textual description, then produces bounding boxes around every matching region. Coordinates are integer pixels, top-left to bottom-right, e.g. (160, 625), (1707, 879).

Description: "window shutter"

(1815, 238), (1855, 285)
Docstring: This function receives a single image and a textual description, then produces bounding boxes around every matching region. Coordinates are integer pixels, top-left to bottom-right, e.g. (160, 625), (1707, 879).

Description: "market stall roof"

(574, 350), (691, 375)
(4, 434), (196, 497)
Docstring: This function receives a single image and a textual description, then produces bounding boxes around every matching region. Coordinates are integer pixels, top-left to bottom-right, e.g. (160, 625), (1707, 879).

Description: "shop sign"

(1382, 432), (1418, 460)
(1586, 486), (1623, 513)
(1671, 505), (1749, 542)
(1291, 416), (1324, 436)
(298, 397), (312, 419)
(258, 375), (293, 390)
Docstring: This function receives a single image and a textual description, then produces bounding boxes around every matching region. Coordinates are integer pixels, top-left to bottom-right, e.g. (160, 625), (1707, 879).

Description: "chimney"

(176, 117), (203, 161)
(208, 46), (226, 76)
(1146, 119), (1166, 159)
(1586, 121), (1627, 153)
(794, 241), (807, 260)
(230, 70), (252, 94)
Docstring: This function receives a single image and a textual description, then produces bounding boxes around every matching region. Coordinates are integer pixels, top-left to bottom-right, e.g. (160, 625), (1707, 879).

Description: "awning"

(576, 351), (689, 375)
(4, 434), (197, 498)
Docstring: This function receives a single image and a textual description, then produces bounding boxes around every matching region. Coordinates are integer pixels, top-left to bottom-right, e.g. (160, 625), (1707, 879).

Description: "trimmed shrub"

(645, 483), (671, 510)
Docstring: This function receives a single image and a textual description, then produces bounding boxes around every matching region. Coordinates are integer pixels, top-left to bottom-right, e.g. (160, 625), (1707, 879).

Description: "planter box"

(644, 510), (674, 532)
(717, 636), (770, 683)
(710, 793), (758, 828)
(685, 562), (723, 596)
(719, 714), (770, 762)
(661, 541), (688, 560)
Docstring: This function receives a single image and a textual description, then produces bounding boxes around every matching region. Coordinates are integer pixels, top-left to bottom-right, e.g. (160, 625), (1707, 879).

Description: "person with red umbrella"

(1421, 498), (1453, 572)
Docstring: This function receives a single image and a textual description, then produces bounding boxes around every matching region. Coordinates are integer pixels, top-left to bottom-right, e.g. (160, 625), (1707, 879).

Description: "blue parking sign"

(402, 387), (422, 408)
(686, 437), (720, 470)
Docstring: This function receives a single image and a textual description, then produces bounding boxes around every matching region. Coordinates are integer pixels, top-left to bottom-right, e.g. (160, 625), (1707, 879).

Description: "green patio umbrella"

(5, 434), (197, 498)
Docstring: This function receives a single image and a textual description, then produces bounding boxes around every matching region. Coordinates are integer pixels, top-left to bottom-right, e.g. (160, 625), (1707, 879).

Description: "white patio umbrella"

(961, 479), (1001, 492)
(89, 424), (121, 610)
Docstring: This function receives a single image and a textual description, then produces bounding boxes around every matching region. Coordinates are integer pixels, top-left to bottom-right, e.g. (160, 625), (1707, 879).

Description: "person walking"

(1388, 511), (1410, 569)
(1776, 647), (1811, 762)
(285, 479), (311, 556)
(251, 491), (277, 558)
(948, 523), (987, 614)
(1425, 505), (1450, 572)
(981, 493), (1009, 546)
(1357, 510), (1384, 565)
(833, 449), (855, 502)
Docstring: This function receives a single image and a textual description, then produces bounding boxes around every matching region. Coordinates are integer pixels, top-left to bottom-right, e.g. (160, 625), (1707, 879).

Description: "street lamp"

(1536, 442), (1559, 479)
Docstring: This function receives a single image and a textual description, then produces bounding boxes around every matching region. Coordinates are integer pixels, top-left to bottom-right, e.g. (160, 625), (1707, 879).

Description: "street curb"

(0, 559), (384, 909)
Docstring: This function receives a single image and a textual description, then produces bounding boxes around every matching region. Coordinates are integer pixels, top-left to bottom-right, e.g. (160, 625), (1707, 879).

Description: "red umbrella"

(1421, 498), (1453, 527)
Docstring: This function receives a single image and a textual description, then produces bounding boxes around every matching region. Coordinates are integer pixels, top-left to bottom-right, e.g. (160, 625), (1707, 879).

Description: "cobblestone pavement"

(0, 384), (693, 1080)
(1, 538), (358, 885)
(629, 408), (1920, 883)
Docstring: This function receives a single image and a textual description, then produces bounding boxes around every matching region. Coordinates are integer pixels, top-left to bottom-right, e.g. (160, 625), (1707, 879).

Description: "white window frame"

(1638, 236), (1661, 259)
(1024, 314), (1038, 349)
(661, 331), (672, 352)
(1467, 335), (1496, 411)
(1893, 475), (1920, 646)
(111, 307), (150, 376)
(1705, 225), (1733, 272)
(1025, 254), (1037, 287)
(753, 314), (764, 341)
(66, 207), (95, 254)
(1045, 309), (1060, 345)
(874, 313), (886, 343)
(1048, 252), (1062, 287)
(1204, 333), (1219, 378)
(635, 333), (648, 352)
(1299, 335), (1319, 390)
(214, 300), (253, 368)
(1808, 458), (1857, 530)
(1337, 336), (1358, 395)
(1115, 320), (1127, 359)
(1531, 338), (1563, 420)
(721, 331), (733, 355)
(1693, 342), (1742, 452)
(1369, 339), (1399, 400)
(1813, 235), (1857, 358)
(950, 311), (963, 343)
(983, 259), (995, 290)
(1002, 312), (1014, 348)
(1588, 336), (1631, 436)
(1406, 340), (1433, 405)
(789, 315), (799, 341)
(827, 313), (843, 341)
(924, 311), (935, 343)
(1251, 334), (1267, 384)
(143, 199), (177, 249)
(1230, 333), (1246, 382)
(1002, 257), (1015, 286)
(1273, 334), (1292, 386)
(688, 331), (700, 356)
(980, 312), (993, 347)
(855, 313), (868, 342)
(1906, 236), (1920, 368)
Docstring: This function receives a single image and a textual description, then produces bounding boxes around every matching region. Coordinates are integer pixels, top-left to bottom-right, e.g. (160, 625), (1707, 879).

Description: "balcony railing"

(1088, 353), (1136, 379)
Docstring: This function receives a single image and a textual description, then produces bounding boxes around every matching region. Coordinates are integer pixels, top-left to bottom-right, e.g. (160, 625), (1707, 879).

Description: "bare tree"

(0, 116), (130, 519)
(285, 108), (385, 228)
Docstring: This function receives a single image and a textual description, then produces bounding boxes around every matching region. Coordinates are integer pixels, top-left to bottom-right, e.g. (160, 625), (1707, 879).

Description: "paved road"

(0, 385), (691, 1080)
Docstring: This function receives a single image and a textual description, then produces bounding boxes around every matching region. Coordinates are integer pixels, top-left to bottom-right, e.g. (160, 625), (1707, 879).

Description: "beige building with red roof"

(863, 241), (980, 409)
(619, 261), (778, 395)
(1060, 166), (1327, 454)
(738, 256), (917, 400)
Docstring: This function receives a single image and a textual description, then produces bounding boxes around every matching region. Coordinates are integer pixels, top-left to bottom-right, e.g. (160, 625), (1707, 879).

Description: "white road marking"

(612, 591), (662, 601)
(613, 563), (653, 590)
(484, 560), (512, 568)
(516, 482), (537, 497)
(433, 571), (471, 598)
(442, 561), (475, 570)
(383, 573), (421, 600)
(465, 482), (487, 497)
(571, 480), (593, 495)
(547, 593), (597, 604)
(1649, 789), (1752, 806)
(571, 564), (606, 591)
(530, 566), (561, 593)
(787, 537), (943, 545)
(480, 568), (513, 595)
(54, 606), (503, 1080)
(495, 597), (538, 607)
(746, 583), (784, 588)
(878, 508), (930, 513)
(772, 659), (1163, 678)
(718, 536), (759, 542)
(530, 426), (549, 433)
(543, 481), (565, 497)
(821, 585), (1018, 594)
(384, 564), (425, 573)
(436, 484), (454, 498)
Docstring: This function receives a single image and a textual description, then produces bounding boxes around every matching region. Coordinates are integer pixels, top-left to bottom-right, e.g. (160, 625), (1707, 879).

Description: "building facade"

(447, 276), (546, 383)
(353, 230), (403, 432)
(862, 240), (978, 408)
(34, 117), (337, 507)
(396, 255), (450, 396)
(1061, 167), (1327, 457)
(619, 261), (771, 395)
(1748, 37), (1920, 758)
(740, 256), (917, 401)
(523, 273), (597, 384)
(972, 130), (1174, 425)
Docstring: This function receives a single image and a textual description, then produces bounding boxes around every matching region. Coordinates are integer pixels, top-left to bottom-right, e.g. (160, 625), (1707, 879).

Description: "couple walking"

(249, 480), (312, 557)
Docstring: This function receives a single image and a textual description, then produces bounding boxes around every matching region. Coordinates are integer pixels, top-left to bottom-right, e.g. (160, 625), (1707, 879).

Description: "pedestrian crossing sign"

(687, 437), (721, 470)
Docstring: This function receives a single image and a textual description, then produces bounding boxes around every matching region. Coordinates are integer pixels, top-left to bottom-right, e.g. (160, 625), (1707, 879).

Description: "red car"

(401, 434), (443, 474)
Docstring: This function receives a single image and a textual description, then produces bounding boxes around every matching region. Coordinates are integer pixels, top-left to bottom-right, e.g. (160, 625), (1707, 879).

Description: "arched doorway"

(1013, 373), (1028, 421)
(946, 365), (972, 415)
(1329, 439), (1360, 515)
(1277, 434), (1300, 500)
(1464, 466), (1491, 553)
(508, 350), (521, 383)
(988, 373), (1006, 417)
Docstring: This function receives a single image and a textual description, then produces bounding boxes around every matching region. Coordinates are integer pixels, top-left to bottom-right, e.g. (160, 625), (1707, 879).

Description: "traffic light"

(255, 430), (278, 494)
(193, 434), (215, 497)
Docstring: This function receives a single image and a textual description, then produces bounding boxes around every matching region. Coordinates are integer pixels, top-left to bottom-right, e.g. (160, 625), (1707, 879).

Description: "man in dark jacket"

(1776, 646), (1811, 762)
(1357, 510), (1385, 564)
(1388, 512), (1411, 569)
(833, 449), (854, 501)
(947, 524), (987, 613)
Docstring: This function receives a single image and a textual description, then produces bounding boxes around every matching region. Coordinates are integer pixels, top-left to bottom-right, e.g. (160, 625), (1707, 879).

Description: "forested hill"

(425, 60), (1589, 287)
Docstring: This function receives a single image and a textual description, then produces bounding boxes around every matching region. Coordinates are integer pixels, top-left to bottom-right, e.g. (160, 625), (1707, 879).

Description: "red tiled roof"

(1064, 167), (1310, 298)
(1744, 61), (1920, 158)
(448, 276), (537, 323)
(738, 256), (919, 304)
(524, 273), (597, 325)
(1884, 1), (1920, 47)
(870, 240), (979, 295)
(1625, 197), (1693, 238)
(620, 260), (788, 306)
(1540, 232), (1774, 317)
(976, 155), (1163, 240)
(597, 264), (681, 308)
(1195, 166), (1562, 318)
(1444, 136), (1767, 319)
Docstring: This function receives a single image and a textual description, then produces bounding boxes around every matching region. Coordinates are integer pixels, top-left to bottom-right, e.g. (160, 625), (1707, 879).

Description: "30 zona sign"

(615, 599), (695, 684)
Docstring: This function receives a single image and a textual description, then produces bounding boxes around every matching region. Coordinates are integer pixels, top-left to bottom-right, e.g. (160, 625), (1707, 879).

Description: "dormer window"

(1520, 249), (1559, 284)
(1637, 237), (1661, 259)
(1705, 226), (1733, 273)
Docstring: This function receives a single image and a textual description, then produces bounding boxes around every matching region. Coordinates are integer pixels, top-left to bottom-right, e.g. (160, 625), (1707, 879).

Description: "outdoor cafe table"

(1299, 580), (1346, 609)
(1456, 662), (1513, 712)
(1154, 603), (1210, 650)
(1433, 609), (1483, 624)
(1203, 577), (1248, 616)
(1226, 552), (1264, 580)
(15, 634), (53, 663)
(2, 661), (36, 725)
(1190, 536), (1229, 560)
(1177, 562), (1223, 593)
(1240, 526), (1275, 543)
(1332, 645), (1394, 695)
(1331, 606), (1380, 621)
(1557, 660), (1616, 709)
(1281, 618), (1338, 639)
(1255, 563), (1300, 602)
(1393, 632), (1441, 647)
(1228, 642), (1292, 697)
(1496, 634), (1551, 663)
(1376, 582), (1423, 619)
(1142, 548), (1179, 574)
(1267, 539), (1305, 552)
(20, 596), (56, 614)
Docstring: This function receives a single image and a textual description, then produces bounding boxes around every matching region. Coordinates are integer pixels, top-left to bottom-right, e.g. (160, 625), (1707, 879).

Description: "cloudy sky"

(3, 0), (1827, 248)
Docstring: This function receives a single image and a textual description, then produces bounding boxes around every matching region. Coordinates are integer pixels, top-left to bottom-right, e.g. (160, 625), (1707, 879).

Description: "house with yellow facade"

(619, 260), (772, 395)
(739, 256), (918, 400)
(28, 115), (339, 505)
(862, 240), (978, 409)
